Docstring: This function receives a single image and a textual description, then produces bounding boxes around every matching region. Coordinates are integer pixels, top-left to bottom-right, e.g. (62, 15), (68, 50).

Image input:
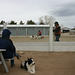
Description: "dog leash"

(18, 59), (23, 63)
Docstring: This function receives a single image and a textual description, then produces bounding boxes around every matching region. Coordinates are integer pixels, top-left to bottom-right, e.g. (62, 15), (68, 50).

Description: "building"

(61, 27), (71, 33)
(69, 30), (75, 35)
(0, 25), (50, 36)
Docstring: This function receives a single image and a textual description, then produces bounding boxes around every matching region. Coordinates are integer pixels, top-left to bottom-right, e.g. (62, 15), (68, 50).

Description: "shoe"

(11, 64), (15, 68)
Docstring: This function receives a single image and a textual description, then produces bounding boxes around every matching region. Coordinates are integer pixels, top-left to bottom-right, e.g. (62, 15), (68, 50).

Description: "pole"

(49, 23), (53, 51)
(49, 16), (55, 51)
(3, 23), (7, 29)
(26, 28), (28, 36)
(44, 28), (45, 35)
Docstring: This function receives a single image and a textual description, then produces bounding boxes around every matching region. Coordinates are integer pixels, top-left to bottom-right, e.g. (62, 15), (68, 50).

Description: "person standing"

(53, 22), (61, 41)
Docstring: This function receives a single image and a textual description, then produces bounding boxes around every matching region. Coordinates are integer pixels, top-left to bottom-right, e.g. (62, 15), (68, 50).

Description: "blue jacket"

(0, 29), (15, 59)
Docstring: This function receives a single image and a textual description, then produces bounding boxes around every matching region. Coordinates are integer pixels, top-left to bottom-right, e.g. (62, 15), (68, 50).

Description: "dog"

(30, 35), (44, 39)
(20, 58), (35, 74)
(30, 35), (34, 39)
(37, 36), (44, 39)
(30, 35), (37, 39)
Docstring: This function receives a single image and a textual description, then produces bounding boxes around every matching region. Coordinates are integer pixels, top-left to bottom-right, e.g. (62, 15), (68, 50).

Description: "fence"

(0, 17), (75, 52)
(0, 23), (54, 51)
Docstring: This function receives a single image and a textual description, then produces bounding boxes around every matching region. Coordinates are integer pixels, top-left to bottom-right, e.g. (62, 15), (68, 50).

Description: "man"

(0, 29), (20, 67)
(53, 22), (61, 41)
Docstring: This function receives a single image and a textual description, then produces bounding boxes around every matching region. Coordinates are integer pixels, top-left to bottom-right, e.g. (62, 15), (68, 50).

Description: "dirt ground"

(0, 52), (75, 75)
(10, 35), (75, 42)
(0, 33), (75, 75)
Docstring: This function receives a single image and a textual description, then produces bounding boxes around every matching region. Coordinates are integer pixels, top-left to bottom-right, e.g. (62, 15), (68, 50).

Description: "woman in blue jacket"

(0, 29), (20, 67)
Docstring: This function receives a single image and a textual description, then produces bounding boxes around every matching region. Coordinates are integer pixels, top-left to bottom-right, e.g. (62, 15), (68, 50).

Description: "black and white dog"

(20, 58), (35, 74)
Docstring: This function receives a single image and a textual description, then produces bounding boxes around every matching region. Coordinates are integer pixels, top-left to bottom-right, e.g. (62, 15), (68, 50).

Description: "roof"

(0, 25), (50, 28)
(62, 27), (71, 30)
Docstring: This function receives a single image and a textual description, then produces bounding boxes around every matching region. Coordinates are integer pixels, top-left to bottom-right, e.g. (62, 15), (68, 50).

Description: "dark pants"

(39, 33), (41, 36)
(55, 34), (60, 41)
(10, 52), (18, 66)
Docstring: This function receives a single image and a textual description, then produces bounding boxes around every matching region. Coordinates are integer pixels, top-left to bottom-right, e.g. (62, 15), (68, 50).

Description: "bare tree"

(44, 15), (50, 25)
(39, 16), (45, 25)
(39, 15), (56, 25)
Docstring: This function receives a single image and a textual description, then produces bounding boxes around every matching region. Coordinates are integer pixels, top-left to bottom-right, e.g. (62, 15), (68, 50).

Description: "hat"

(2, 29), (11, 38)
(54, 22), (59, 25)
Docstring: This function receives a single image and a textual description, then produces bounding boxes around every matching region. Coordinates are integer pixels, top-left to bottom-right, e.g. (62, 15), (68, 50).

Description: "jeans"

(55, 34), (60, 41)
(11, 52), (18, 66)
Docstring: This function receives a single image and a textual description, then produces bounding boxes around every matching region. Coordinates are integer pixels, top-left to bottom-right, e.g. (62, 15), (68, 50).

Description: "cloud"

(52, 2), (75, 17)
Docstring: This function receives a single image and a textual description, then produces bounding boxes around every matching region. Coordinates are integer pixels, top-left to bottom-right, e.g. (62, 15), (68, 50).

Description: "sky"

(0, 0), (75, 28)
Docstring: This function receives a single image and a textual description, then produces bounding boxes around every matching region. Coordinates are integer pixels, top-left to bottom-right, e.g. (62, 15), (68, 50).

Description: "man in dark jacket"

(53, 22), (61, 41)
(0, 29), (19, 67)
